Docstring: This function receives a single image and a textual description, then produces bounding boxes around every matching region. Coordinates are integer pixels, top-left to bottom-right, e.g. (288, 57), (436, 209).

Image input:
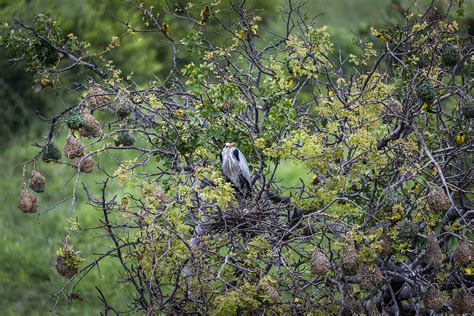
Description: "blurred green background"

(0, 0), (472, 314)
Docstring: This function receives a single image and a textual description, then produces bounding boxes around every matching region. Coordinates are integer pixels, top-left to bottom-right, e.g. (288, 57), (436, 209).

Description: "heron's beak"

(225, 143), (235, 148)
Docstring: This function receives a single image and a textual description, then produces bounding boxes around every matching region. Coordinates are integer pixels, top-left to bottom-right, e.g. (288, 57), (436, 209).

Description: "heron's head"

(225, 143), (235, 148)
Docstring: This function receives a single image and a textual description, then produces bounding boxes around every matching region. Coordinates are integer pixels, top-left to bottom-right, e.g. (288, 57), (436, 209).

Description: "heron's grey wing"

(221, 149), (238, 186)
(237, 150), (252, 188)
(220, 149), (228, 176)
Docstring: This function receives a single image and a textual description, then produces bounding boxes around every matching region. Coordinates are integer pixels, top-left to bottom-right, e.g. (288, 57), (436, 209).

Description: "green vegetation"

(0, 0), (473, 314)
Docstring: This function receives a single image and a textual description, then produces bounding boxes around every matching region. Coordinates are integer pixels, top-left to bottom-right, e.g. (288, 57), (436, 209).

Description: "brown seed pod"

(359, 264), (383, 290)
(425, 231), (443, 268)
(423, 286), (445, 311)
(63, 134), (84, 159)
(18, 169), (38, 213)
(341, 239), (358, 276)
(29, 169), (46, 193)
(85, 83), (108, 110)
(454, 241), (473, 266)
(427, 187), (450, 213)
(310, 248), (331, 276)
(79, 112), (102, 138)
(72, 156), (94, 173)
(449, 290), (474, 314)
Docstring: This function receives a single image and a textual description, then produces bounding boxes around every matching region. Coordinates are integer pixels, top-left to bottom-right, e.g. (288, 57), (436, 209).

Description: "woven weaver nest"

(71, 156), (94, 173)
(462, 102), (474, 119)
(257, 280), (280, 303)
(425, 231), (443, 268)
(64, 134), (84, 159)
(340, 296), (362, 315)
(385, 98), (403, 116)
(310, 248), (331, 276)
(115, 130), (135, 147)
(115, 93), (135, 118)
(42, 142), (62, 162)
(359, 263), (383, 290)
(56, 238), (82, 278)
(85, 83), (108, 110)
(65, 107), (84, 130)
(416, 81), (436, 103)
(441, 44), (459, 67)
(423, 286), (445, 311)
(79, 112), (102, 138)
(18, 171), (38, 213)
(454, 241), (473, 266)
(380, 230), (392, 257)
(29, 169), (46, 193)
(449, 290), (474, 314)
(341, 238), (358, 276)
(427, 187), (450, 213)
(18, 187), (38, 213)
(397, 219), (419, 242)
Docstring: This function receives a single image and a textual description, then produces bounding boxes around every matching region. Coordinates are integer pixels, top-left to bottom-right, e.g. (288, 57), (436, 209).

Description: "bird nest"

(204, 201), (288, 237)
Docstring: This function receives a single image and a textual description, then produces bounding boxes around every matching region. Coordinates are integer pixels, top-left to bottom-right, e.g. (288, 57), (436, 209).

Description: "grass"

(0, 126), (135, 315)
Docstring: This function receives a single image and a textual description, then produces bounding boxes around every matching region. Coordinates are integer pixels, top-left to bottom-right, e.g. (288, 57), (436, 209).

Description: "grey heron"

(220, 143), (252, 198)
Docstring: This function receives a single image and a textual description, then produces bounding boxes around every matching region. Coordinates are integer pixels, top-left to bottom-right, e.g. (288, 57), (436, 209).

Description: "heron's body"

(221, 144), (252, 198)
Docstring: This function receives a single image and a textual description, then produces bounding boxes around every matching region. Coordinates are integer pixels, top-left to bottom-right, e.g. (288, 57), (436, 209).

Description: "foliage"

(1, 0), (473, 314)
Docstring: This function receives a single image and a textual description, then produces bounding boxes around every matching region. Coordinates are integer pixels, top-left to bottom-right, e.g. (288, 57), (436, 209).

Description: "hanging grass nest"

(18, 171), (38, 213)
(263, 285), (280, 303)
(380, 190), (403, 210)
(72, 156), (94, 173)
(79, 112), (102, 138)
(449, 290), (474, 314)
(65, 107), (84, 130)
(56, 238), (83, 278)
(115, 93), (134, 118)
(397, 219), (419, 242)
(416, 81), (436, 103)
(454, 241), (473, 266)
(380, 230), (392, 257)
(341, 239), (358, 276)
(423, 286), (445, 311)
(29, 169), (46, 193)
(340, 296), (363, 315)
(462, 102), (474, 119)
(115, 130), (135, 147)
(42, 142), (62, 162)
(310, 248), (331, 276)
(359, 263), (383, 290)
(427, 187), (450, 213)
(441, 44), (459, 67)
(85, 83), (108, 110)
(368, 301), (382, 316)
(257, 279), (280, 303)
(425, 231), (443, 268)
(63, 134), (84, 159)
(386, 98), (403, 116)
